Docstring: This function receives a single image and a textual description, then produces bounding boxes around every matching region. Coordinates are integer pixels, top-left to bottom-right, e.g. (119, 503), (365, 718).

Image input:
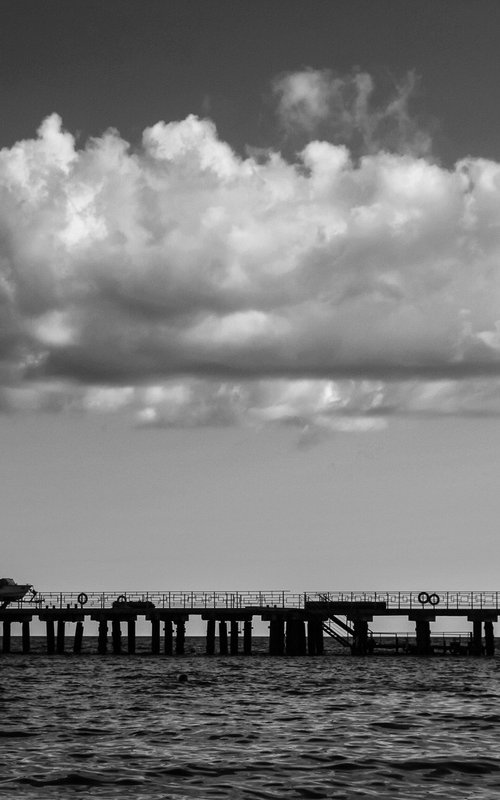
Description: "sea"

(1, 637), (500, 799)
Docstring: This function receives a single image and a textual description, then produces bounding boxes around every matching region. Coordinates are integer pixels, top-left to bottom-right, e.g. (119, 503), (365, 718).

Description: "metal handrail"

(12, 589), (500, 611)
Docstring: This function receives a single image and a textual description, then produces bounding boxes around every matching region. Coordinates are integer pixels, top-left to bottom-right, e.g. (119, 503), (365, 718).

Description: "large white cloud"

(2, 70), (500, 431)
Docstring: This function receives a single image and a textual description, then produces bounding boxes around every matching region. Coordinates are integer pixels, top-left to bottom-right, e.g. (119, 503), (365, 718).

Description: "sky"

(2, 0), (500, 593)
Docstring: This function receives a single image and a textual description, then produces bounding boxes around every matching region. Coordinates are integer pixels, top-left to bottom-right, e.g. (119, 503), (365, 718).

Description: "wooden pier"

(1, 591), (499, 657)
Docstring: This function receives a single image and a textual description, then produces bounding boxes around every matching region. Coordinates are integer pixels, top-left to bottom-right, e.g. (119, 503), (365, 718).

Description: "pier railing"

(14, 590), (500, 611)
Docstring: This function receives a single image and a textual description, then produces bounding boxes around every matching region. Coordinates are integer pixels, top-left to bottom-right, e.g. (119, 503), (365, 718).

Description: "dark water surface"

(1, 641), (500, 799)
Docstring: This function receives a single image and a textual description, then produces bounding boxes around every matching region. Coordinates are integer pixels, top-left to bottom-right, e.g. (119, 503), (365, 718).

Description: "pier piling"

(206, 618), (216, 655)
(46, 620), (55, 654)
(230, 620), (239, 654)
(98, 619), (107, 655)
(2, 621), (10, 653)
(175, 619), (185, 655)
(74, 621), (84, 654)
(485, 620), (495, 656)
(112, 619), (122, 655)
(269, 617), (285, 656)
(3, 589), (500, 659)
(243, 619), (252, 655)
(164, 620), (173, 655)
(471, 619), (483, 656)
(22, 620), (30, 654)
(151, 617), (160, 654)
(127, 620), (136, 654)
(56, 620), (65, 655)
(307, 617), (323, 656)
(219, 621), (228, 655)
(351, 619), (369, 656)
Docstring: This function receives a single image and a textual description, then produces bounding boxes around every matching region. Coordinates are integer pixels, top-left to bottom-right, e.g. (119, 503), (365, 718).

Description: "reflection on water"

(1, 639), (500, 798)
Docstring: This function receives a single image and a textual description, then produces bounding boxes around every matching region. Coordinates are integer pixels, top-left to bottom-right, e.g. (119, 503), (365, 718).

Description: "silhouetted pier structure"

(1, 591), (499, 657)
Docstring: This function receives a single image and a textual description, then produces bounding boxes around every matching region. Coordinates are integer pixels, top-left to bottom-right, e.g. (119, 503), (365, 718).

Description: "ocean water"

(1, 639), (500, 799)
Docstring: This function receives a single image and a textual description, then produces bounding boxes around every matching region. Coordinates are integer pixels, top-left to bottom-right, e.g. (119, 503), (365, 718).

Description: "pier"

(1, 590), (499, 657)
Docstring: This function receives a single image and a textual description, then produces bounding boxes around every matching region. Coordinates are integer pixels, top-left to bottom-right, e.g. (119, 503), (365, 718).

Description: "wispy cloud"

(1, 71), (500, 431)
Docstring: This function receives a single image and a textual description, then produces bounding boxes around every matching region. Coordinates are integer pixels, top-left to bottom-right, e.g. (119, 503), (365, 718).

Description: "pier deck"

(1, 591), (499, 657)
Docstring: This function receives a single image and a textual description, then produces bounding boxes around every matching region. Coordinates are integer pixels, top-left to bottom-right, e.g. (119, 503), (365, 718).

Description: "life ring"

(417, 591), (429, 604)
(77, 592), (88, 606)
(428, 593), (440, 606)
(116, 594), (127, 603)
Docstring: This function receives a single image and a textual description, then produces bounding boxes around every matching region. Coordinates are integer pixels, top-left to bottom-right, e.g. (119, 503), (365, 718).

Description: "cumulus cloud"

(2, 70), (500, 432)
(272, 69), (432, 157)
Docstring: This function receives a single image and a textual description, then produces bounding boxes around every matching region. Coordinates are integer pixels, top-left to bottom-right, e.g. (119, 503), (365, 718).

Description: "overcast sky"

(3, 0), (500, 593)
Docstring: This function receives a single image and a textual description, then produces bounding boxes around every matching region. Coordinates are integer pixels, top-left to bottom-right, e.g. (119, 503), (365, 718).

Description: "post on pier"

(98, 619), (108, 654)
(2, 620), (11, 653)
(151, 617), (160, 655)
(127, 620), (136, 654)
(243, 619), (252, 655)
(22, 620), (30, 654)
(230, 620), (239, 655)
(164, 620), (173, 655)
(46, 619), (55, 654)
(175, 619), (185, 655)
(112, 619), (122, 655)
(56, 620), (65, 654)
(219, 621), (228, 655)
(206, 618), (216, 655)
(73, 621), (84, 654)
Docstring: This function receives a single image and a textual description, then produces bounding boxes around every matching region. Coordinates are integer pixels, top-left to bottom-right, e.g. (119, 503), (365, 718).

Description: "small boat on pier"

(0, 578), (35, 609)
